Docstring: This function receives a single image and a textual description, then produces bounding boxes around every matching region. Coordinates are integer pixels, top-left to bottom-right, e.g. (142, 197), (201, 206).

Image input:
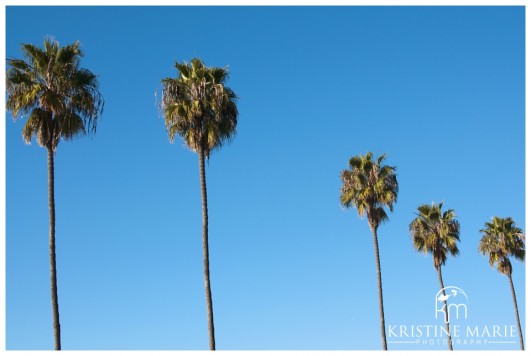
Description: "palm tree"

(160, 58), (238, 350)
(340, 152), (398, 350)
(479, 217), (525, 350)
(6, 36), (104, 350)
(409, 202), (460, 350)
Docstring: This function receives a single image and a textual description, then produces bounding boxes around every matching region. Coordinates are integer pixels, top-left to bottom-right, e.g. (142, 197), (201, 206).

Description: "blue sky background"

(5, 6), (525, 350)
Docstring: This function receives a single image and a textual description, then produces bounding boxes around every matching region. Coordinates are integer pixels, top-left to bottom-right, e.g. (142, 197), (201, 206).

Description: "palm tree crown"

(340, 152), (398, 229)
(6, 36), (104, 151)
(409, 202), (460, 268)
(161, 57), (238, 157)
(479, 217), (525, 276)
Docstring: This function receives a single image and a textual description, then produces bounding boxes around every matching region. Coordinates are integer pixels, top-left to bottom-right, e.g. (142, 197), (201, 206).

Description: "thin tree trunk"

(47, 146), (61, 350)
(198, 148), (216, 350)
(436, 265), (452, 350)
(508, 274), (524, 350)
(370, 225), (387, 350)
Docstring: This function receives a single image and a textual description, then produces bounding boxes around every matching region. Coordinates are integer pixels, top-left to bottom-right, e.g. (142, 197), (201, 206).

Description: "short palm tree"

(340, 152), (398, 350)
(479, 217), (525, 350)
(161, 58), (238, 350)
(409, 202), (460, 350)
(6, 37), (104, 350)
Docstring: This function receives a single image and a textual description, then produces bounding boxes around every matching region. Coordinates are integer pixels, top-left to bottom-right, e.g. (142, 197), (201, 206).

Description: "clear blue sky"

(5, 6), (525, 351)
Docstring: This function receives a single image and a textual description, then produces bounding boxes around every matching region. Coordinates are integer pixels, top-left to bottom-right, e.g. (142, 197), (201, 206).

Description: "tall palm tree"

(161, 58), (238, 350)
(340, 152), (398, 350)
(6, 37), (104, 350)
(479, 217), (525, 350)
(409, 202), (460, 350)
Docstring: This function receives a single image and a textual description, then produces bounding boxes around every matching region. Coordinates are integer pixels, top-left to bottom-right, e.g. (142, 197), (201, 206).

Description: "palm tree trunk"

(507, 274), (524, 350)
(436, 265), (452, 350)
(47, 146), (61, 350)
(198, 148), (216, 350)
(370, 225), (387, 350)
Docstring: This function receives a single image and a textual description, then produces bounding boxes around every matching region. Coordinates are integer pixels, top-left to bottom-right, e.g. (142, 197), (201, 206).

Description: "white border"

(2, 2), (527, 355)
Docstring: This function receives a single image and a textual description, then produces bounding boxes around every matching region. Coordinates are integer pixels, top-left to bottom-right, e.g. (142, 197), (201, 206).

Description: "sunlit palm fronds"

(409, 202), (460, 268)
(6, 37), (104, 151)
(161, 58), (238, 158)
(340, 152), (398, 229)
(479, 216), (525, 275)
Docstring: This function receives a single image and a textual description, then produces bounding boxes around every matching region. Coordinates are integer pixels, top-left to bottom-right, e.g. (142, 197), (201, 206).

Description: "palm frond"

(21, 43), (48, 73)
(57, 111), (86, 140)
